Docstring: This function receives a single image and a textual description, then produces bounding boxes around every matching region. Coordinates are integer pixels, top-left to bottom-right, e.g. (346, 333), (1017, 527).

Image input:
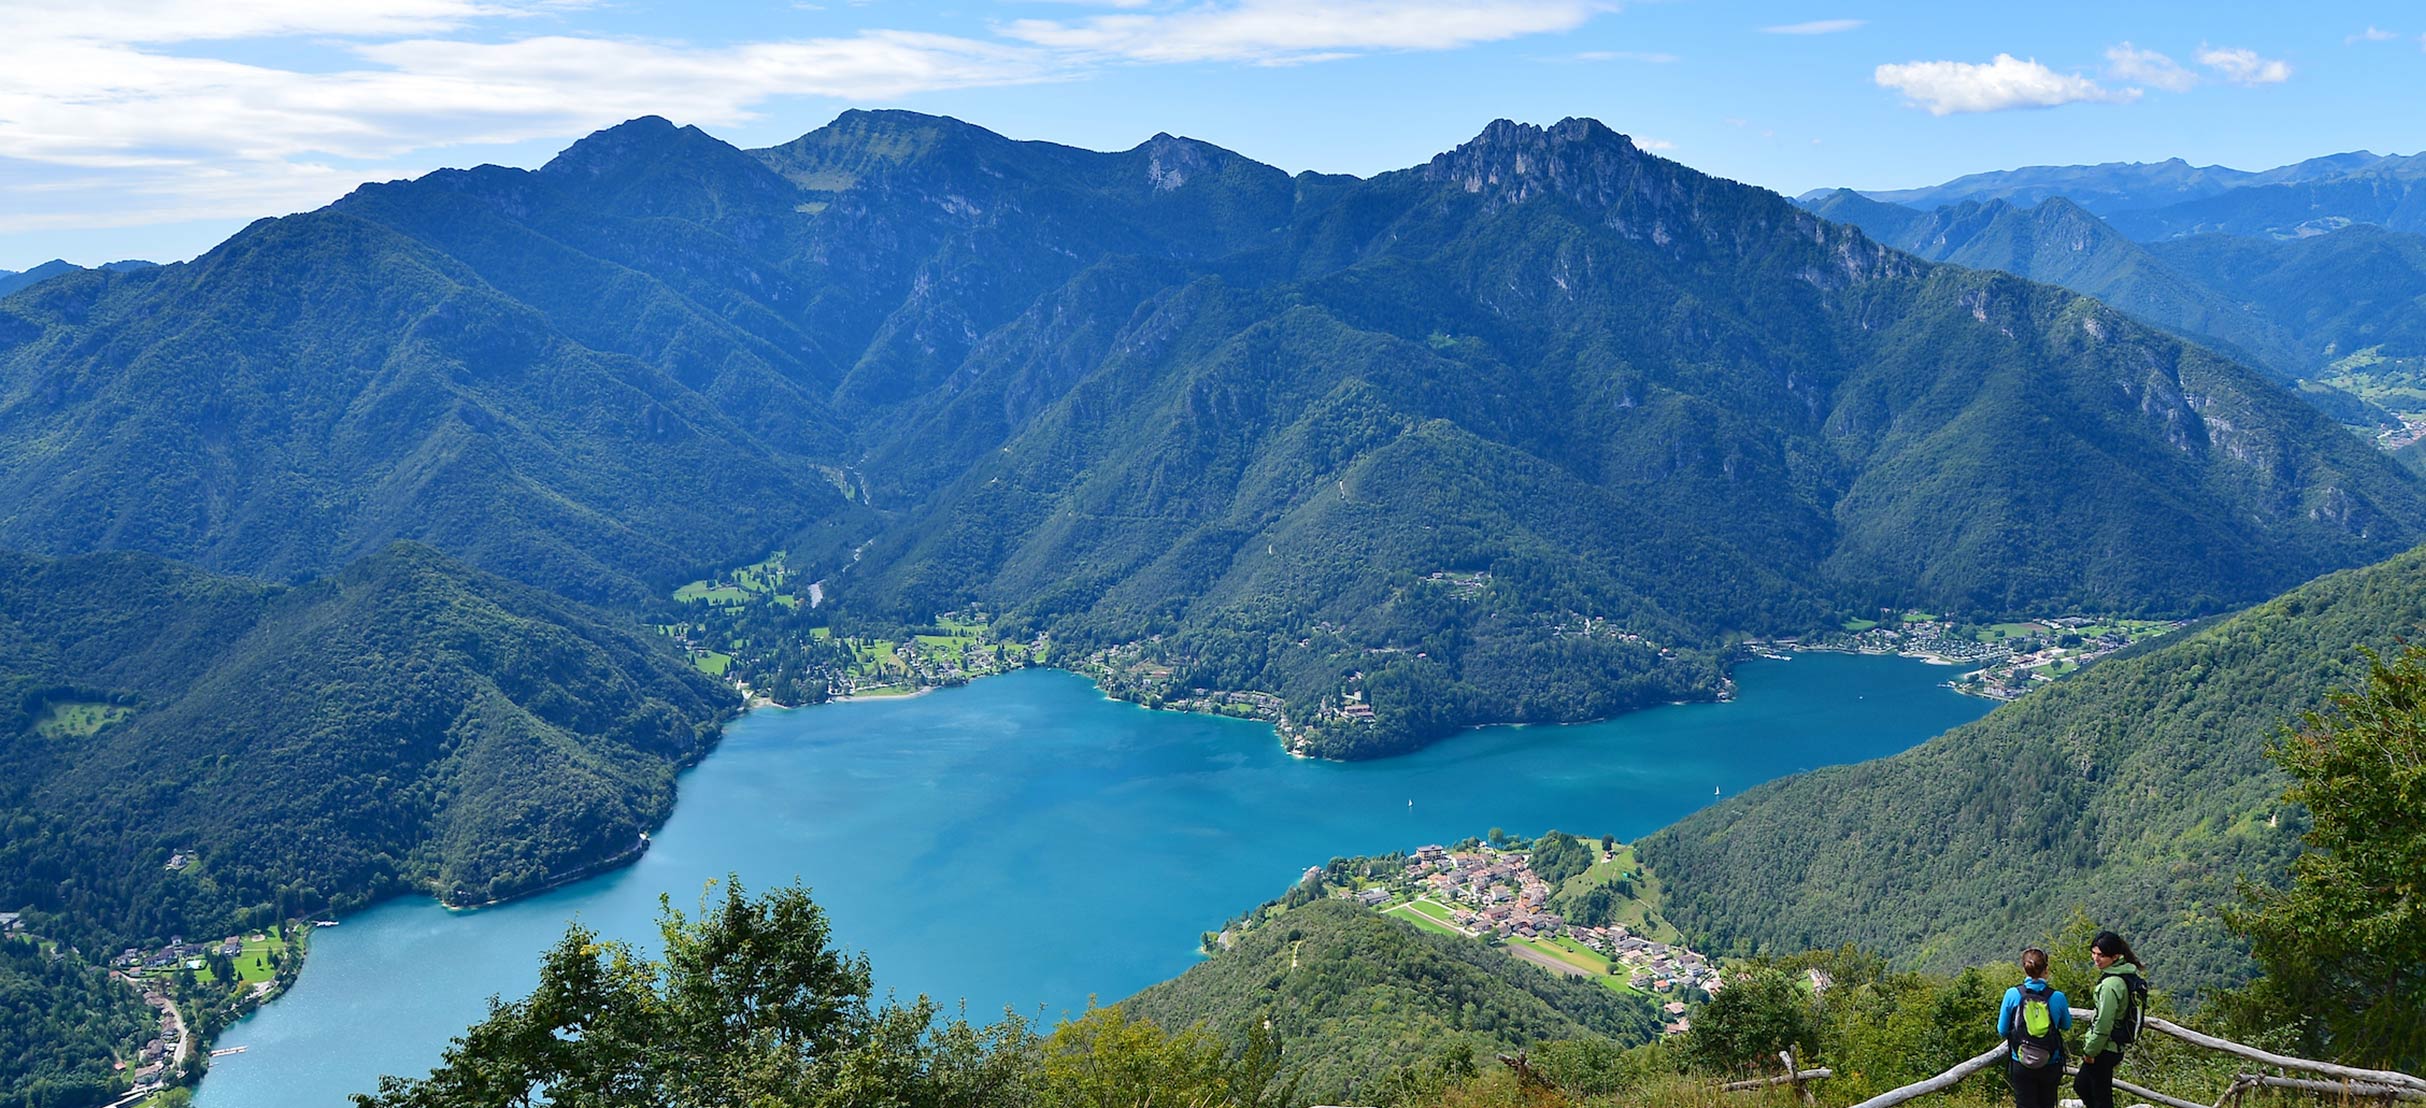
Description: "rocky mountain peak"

(1421, 117), (1642, 202)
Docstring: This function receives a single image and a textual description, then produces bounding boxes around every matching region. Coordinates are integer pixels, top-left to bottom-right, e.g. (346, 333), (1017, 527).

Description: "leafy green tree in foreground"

(356, 878), (1293, 1108)
(2225, 645), (2426, 1071)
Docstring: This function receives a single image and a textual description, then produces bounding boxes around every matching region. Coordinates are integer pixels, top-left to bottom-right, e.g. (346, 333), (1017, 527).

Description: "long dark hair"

(2091, 930), (2140, 968)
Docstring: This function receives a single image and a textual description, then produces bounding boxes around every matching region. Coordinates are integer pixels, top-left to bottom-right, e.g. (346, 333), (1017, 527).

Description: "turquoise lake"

(195, 655), (1989, 1108)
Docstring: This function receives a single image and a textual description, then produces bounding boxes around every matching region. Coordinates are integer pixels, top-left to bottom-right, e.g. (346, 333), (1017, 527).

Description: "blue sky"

(3, 0), (2420, 271)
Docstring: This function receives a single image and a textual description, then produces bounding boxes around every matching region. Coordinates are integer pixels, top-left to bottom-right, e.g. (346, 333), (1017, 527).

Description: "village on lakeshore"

(661, 551), (1046, 706)
(1226, 834), (1719, 1038)
(1, 907), (306, 1101)
(1754, 610), (2187, 701)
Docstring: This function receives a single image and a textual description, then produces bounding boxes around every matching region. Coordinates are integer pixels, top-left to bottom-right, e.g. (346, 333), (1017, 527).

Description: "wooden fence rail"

(1841, 1045), (2011, 1108)
(2233, 1074), (2426, 1102)
(2063, 1009), (2426, 1097)
(1733, 1009), (2426, 1108)
(2058, 1064), (2209, 1108)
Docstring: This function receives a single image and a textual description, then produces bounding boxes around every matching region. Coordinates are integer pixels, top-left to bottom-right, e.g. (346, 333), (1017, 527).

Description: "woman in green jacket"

(2076, 931), (2146, 1108)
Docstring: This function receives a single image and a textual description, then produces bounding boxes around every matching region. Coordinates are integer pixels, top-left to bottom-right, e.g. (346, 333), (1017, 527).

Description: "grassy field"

(1383, 901), (1465, 938)
(32, 700), (132, 739)
(693, 651), (732, 677)
(2327, 346), (2426, 414)
(1554, 844), (1680, 943)
(230, 933), (290, 987)
(674, 552), (799, 608)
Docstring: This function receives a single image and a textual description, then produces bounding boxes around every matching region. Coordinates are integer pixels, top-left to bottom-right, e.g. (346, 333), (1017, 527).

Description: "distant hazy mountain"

(0, 260), (84, 298)
(1640, 538), (2426, 1001)
(0, 259), (157, 299)
(5, 112), (2422, 760)
(2147, 223), (2426, 361)
(1812, 151), (2426, 241)
(1803, 188), (2426, 425)
(1803, 190), (2311, 377)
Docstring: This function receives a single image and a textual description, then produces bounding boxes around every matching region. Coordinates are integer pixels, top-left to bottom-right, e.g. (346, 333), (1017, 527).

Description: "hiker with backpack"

(2077, 931), (2150, 1108)
(1997, 947), (2072, 1108)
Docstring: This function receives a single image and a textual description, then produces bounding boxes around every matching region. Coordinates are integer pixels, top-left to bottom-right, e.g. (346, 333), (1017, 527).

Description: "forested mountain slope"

(2, 112), (2421, 760)
(1122, 899), (1659, 1104)
(1638, 541), (2426, 1001)
(846, 117), (2426, 753)
(2148, 224), (2426, 370)
(0, 543), (733, 949)
(1801, 191), (2315, 382)
(1802, 189), (2426, 426)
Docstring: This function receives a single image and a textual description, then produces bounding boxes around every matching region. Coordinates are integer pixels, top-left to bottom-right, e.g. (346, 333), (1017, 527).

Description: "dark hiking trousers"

(2007, 1057), (2061, 1108)
(2076, 1048), (2124, 1108)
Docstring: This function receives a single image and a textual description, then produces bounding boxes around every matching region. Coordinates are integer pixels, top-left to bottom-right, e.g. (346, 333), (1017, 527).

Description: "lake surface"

(196, 655), (1988, 1108)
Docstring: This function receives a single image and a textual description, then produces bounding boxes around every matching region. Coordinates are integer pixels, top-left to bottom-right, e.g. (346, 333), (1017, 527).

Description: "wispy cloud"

(999, 0), (1600, 65)
(1874, 54), (2137, 115)
(0, 0), (1612, 238)
(2104, 42), (2197, 92)
(2345, 26), (2397, 44)
(2197, 44), (2291, 85)
(1760, 19), (1864, 35)
(1571, 49), (1679, 63)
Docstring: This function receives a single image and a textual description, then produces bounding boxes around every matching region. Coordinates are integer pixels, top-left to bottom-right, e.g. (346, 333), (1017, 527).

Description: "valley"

(4, 104), (2424, 1107)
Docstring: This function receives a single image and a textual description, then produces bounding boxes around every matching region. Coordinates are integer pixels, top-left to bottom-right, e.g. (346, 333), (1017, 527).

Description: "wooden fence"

(1727, 1009), (2426, 1108)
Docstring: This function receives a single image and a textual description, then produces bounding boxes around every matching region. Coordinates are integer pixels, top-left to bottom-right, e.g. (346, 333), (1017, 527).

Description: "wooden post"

(1722, 1068), (1835, 1092)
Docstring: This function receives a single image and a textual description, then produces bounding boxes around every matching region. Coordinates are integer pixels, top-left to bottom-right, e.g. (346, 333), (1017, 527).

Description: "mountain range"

(8, 111), (2422, 762)
(1800, 188), (2426, 445)
(1809, 150), (2426, 239)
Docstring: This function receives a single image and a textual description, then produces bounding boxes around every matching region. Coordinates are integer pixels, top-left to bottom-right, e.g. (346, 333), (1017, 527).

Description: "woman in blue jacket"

(1997, 947), (2073, 1108)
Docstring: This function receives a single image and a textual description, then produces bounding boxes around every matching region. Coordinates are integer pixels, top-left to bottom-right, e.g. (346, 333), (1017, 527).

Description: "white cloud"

(2197, 44), (2291, 85)
(1874, 54), (2138, 115)
(0, 0), (1615, 242)
(5, 0), (571, 45)
(2104, 42), (2197, 92)
(999, 0), (1598, 65)
(2345, 26), (2397, 43)
(0, 32), (1048, 170)
(1760, 19), (1864, 35)
(1636, 137), (1676, 150)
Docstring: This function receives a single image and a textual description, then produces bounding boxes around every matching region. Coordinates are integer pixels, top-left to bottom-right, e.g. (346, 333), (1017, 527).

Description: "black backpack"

(2007, 984), (2064, 1068)
(2107, 973), (2150, 1047)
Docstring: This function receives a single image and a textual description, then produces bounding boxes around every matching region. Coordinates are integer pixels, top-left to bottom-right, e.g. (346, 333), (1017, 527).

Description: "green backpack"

(2009, 986), (2062, 1068)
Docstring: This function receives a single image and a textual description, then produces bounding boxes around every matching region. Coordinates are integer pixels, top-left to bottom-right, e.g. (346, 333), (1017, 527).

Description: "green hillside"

(1639, 541), (2426, 1000)
(0, 543), (735, 950)
(1123, 899), (1662, 1104)
(1803, 191), (2317, 385)
(0, 937), (155, 1108)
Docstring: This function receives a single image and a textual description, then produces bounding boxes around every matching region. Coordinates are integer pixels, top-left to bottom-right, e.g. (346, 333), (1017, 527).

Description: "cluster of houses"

(112, 933), (246, 973)
(1381, 842), (1718, 1034)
